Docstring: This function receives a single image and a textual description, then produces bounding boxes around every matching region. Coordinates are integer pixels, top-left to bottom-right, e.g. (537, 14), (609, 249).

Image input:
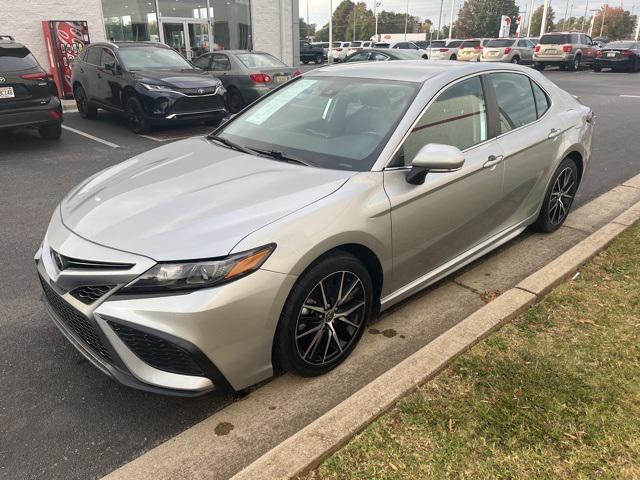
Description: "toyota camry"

(36, 61), (594, 395)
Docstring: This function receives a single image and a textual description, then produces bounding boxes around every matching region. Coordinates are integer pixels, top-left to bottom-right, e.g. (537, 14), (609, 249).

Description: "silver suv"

(534, 32), (599, 71)
(481, 38), (535, 64)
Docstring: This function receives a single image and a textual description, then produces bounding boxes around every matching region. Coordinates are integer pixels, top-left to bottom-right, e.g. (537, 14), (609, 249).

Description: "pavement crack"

(452, 279), (484, 297)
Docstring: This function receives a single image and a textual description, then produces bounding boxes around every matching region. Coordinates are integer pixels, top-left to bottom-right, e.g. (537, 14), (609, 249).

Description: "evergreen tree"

(454, 0), (519, 38)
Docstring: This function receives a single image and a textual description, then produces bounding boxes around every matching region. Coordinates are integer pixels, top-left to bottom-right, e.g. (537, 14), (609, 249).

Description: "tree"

(299, 17), (316, 40)
(453, 0), (520, 38)
(590, 6), (637, 40)
(530, 5), (556, 36)
(345, 2), (375, 40)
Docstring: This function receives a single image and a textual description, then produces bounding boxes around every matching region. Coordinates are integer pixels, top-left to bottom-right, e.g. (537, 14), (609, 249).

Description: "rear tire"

(593, 65), (602, 72)
(511, 56), (520, 64)
(74, 85), (97, 119)
(534, 63), (545, 70)
(314, 54), (323, 64)
(225, 88), (245, 114)
(274, 252), (374, 377)
(533, 157), (579, 233)
(39, 123), (62, 140)
(125, 96), (152, 134)
(302, 59), (309, 64)
(630, 58), (639, 73)
(450, 54), (457, 60)
(568, 55), (580, 71)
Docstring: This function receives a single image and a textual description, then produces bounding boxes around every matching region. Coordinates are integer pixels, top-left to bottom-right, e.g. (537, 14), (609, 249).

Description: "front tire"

(225, 88), (245, 114)
(274, 252), (374, 377)
(125, 96), (152, 134)
(314, 54), (323, 64)
(533, 157), (579, 233)
(630, 58), (639, 73)
(534, 63), (545, 70)
(593, 65), (602, 72)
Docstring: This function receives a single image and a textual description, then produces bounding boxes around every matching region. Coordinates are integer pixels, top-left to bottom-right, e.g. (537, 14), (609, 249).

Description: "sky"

(300, 0), (639, 32)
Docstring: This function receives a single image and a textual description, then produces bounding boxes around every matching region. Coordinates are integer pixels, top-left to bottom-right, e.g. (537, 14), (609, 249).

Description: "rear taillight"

(293, 69), (301, 77)
(562, 45), (572, 53)
(534, 45), (540, 52)
(504, 47), (512, 54)
(439, 48), (448, 52)
(250, 73), (272, 83)
(586, 110), (595, 124)
(474, 45), (482, 51)
(621, 50), (634, 56)
(48, 109), (62, 121)
(19, 72), (52, 81)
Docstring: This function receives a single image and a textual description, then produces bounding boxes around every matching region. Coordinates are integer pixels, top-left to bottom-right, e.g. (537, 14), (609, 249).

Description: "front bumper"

(0, 96), (62, 130)
(594, 57), (633, 68)
(138, 87), (227, 123)
(35, 209), (296, 395)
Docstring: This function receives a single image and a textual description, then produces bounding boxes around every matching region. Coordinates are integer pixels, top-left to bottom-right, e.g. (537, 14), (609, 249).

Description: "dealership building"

(4, 0), (301, 70)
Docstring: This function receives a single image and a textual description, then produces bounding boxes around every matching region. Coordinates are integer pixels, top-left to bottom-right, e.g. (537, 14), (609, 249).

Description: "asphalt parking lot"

(1, 68), (639, 480)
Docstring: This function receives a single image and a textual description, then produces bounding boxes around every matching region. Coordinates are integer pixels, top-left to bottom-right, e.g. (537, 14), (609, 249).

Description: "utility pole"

(448, 0), (456, 39)
(329, 0), (333, 63)
(527, 0), (534, 37)
(600, 4), (607, 37)
(437, 0), (444, 40)
(404, 0), (410, 40)
(540, 0), (550, 36)
(635, 14), (640, 40)
(563, 0), (570, 30)
(374, 2), (381, 41)
(581, 0), (589, 31)
(588, 9), (598, 36)
(353, 3), (357, 41)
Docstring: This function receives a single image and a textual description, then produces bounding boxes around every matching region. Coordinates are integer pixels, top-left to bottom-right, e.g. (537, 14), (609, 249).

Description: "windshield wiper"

(252, 149), (312, 167)
(208, 135), (257, 156)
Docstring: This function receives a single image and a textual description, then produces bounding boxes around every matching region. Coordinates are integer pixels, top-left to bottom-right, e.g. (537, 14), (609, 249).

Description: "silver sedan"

(36, 61), (594, 395)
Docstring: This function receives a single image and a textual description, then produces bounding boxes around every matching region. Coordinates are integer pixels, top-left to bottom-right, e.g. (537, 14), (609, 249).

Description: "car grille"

(108, 321), (204, 376)
(172, 95), (225, 114)
(40, 277), (113, 362)
(175, 85), (221, 95)
(70, 285), (116, 305)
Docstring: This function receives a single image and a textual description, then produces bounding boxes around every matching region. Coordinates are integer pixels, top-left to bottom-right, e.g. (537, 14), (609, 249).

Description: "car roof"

(307, 60), (520, 83)
(0, 35), (27, 49)
(97, 41), (171, 49)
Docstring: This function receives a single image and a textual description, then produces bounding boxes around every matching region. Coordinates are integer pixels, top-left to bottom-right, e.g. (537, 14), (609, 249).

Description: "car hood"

(132, 69), (220, 88)
(60, 137), (354, 261)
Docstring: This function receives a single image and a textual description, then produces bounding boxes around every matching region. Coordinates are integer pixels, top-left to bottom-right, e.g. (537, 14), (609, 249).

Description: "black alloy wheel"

(533, 157), (578, 233)
(125, 97), (152, 134)
(74, 85), (97, 119)
(274, 252), (373, 376)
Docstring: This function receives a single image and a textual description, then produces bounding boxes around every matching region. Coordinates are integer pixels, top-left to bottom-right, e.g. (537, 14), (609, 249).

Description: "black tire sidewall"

(533, 157), (579, 233)
(126, 97), (151, 134)
(39, 123), (62, 140)
(274, 252), (374, 377)
(75, 86), (96, 119)
(315, 54), (322, 64)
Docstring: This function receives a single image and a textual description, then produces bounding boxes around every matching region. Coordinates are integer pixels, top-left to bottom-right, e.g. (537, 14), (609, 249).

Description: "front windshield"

(118, 47), (194, 70)
(219, 76), (420, 171)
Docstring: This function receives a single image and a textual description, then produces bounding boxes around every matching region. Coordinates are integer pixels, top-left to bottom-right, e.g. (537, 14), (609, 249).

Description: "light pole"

(600, 4), (607, 37)
(588, 9), (598, 36)
(404, 0), (410, 40)
(563, 0), (569, 30)
(636, 15), (640, 40)
(448, 0), (456, 39)
(540, 0), (550, 36)
(353, 3), (357, 41)
(437, 0), (444, 40)
(328, 0), (333, 63)
(580, 0), (589, 31)
(526, 0), (534, 37)
(374, 2), (382, 41)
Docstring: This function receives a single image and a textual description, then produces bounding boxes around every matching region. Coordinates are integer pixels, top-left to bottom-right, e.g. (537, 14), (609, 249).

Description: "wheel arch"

(565, 149), (585, 185)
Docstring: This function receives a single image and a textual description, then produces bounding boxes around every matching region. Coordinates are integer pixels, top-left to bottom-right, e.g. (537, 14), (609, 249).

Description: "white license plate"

(273, 75), (289, 84)
(488, 51), (498, 56)
(0, 86), (15, 99)
(606, 52), (616, 57)
(546, 49), (557, 54)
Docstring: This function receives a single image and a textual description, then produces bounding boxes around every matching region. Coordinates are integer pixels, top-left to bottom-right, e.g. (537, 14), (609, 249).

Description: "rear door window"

(211, 54), (230, 71)
(85, 47), (101, 65)
(489, 73), (537, 132)
(0, 47), (39, 72)
(371, 52), (390, 61)
(193, 55), (211, 69)
(531, 81), (550, 118)
(99, 48), (116, 69)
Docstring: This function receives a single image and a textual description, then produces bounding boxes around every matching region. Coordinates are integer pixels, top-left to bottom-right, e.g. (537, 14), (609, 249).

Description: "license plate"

(0, 86), (15, 99)
(488, 51), (498, 56)
(607, 52), (616, 57)
(546, 49), (557, 54)
(273, 75), (289, 84)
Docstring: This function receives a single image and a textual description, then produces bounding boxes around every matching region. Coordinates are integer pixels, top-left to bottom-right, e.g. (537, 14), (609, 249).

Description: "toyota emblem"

(197, 88), (205, 94)
(0, 77), (5, 84)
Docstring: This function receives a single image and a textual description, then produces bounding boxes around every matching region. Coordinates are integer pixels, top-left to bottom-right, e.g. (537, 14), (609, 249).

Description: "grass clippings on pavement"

(305, 224), (640, 480)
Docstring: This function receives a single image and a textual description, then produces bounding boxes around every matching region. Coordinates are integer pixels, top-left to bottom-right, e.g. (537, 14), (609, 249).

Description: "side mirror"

(105, 62), (120, 74)
(406, 144), (465, 185)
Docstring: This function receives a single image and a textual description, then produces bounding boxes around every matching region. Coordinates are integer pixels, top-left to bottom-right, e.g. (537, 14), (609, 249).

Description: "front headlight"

(119, 244), (275, 294)
(140, 82), (174, 91)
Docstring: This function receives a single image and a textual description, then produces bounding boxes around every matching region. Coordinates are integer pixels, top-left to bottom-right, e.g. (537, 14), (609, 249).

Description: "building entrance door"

(161, 20), (210, 60)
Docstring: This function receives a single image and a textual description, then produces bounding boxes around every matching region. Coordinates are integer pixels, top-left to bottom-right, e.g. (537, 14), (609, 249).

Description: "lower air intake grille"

(40, 277), (113, 362)
(70, 285), (115, 305)
(108, 321), (204, 376)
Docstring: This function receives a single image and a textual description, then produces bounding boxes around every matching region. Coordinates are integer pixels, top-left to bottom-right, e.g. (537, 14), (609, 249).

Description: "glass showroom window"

(102, 0), (159, 42)
(212, 0), (252, 50)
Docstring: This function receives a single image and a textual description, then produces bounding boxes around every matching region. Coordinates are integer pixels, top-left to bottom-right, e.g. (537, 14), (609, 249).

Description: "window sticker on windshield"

(245, 79), (317, 125)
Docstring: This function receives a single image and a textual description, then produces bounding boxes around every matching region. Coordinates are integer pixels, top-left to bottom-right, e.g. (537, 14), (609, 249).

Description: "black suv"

(299, 41), (324, 64)
(0, 35), (62, 140)
(71, 42), (227, 134)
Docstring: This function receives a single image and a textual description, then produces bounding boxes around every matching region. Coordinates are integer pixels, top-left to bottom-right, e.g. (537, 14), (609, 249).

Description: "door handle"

(548, 128), (561, 139)
(483, 154), (504, 168)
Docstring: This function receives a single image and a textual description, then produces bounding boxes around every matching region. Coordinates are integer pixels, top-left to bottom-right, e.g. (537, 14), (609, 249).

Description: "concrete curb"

(231, 197), (640, 480)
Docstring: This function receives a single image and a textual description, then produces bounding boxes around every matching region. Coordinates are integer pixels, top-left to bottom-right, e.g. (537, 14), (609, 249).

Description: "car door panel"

(384, 140), (505, 293)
